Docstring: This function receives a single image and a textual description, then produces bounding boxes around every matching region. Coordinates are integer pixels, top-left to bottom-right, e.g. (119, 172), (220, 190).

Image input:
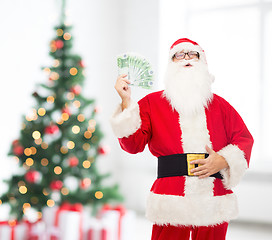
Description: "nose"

(184, 54), (190, 60)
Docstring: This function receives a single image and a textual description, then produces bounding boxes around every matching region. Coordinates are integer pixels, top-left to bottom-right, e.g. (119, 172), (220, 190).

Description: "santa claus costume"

(110, 38), (253, 240)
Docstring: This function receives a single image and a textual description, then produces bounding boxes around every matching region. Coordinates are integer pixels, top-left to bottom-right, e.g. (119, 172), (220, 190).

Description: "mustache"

(173, 59), (197, 67)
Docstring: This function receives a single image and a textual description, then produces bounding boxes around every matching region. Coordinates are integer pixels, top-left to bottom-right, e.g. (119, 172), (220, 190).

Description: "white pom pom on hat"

(169, 38), (207, 63)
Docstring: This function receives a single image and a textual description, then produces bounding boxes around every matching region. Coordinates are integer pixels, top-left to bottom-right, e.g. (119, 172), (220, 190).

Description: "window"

(159, 0), (272, 167)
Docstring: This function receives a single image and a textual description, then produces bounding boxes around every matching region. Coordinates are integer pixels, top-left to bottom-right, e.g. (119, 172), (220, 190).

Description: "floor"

(134, 215), (272, 240)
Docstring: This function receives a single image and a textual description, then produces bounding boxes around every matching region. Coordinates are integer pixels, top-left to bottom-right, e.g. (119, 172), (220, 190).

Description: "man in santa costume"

(110, 38), (253, 240)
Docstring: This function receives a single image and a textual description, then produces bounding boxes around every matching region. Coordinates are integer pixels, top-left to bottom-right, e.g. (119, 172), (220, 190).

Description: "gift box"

(41, 206), (60, 240)
(0, 221), (28, 240)
(42, 202), (83, 240)
(27, 220), (47, 240)
(90, 205), (135, 240)
(85, 218), (108, 240)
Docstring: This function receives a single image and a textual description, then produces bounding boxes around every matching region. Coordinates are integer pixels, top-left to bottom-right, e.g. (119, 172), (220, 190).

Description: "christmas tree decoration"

(98, 145), (110, 155)
(95, 191), (104, 200)
(25, 170), (41, 184)
(12, 144), (24, 156)
(32, 131), (41, 140)
(25, 158), (34, 167)
(38, 107), (46, 116)
(50, 180), (63, 191)
(62, 106), (71, 116)
(0, 0), (122, 221)
(55, 39), (64, 49)
(70, 85), (81, 95)
(69, 67), (78, 76)
(117, 52), (154, 89)
(47, 96), (55, 104)
(19, 186), (28, 194)
(80, 178), (91, 189)
(82, 160), (91, 169)
(71, 125), (80, 134)
(12, 140), (20, 146)
(68, 156), (79, 167)
(54, 166), (63, 175)
(44, 124), (59, 135)
(78, 60), (85, 68)
(94, 106), (101, 113)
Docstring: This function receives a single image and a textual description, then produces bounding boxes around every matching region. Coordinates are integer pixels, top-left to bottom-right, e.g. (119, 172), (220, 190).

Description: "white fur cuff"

(146, 192), (238, 226)
(218, 144), (248, 189)
(110, 101), (141, 138)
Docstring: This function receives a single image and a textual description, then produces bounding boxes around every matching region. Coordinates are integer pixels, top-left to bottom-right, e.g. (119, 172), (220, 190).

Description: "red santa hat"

(169, 38), (207, 63)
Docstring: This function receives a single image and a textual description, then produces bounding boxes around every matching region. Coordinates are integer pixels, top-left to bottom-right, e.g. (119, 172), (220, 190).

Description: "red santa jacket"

(111, 90), (253, 226)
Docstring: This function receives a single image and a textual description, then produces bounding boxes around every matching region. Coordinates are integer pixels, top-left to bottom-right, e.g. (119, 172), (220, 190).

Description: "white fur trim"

(146, 177), (238, 226)
(169, 42), (207, 64)
(184, 174), (214, 196)
(110, 101), (141, 138)
(218, 144), (248, 189)
(179, 107), (212, 153)
(163, 60), (214, 116)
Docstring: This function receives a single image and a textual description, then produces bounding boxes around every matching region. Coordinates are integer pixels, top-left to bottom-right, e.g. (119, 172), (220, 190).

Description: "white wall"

(0, 0), (159, 214)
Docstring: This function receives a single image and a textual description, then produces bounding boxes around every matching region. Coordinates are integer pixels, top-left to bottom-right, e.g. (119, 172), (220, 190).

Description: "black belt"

(157, 153), (223, 179)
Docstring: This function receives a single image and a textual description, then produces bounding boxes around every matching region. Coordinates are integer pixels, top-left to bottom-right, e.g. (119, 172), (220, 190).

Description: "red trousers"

(151, 222), (228, 240)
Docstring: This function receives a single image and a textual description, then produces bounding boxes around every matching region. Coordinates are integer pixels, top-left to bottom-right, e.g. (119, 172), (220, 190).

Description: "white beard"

(163, 60), (214, 116)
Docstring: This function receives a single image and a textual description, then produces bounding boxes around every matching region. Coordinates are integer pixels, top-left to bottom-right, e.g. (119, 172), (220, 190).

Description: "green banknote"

(117, 53), (154, 89)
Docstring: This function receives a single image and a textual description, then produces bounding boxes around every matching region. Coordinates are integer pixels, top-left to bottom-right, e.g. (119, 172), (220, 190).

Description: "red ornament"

(98, 145), (110, 155)
(12, 139), (24, 155)
(13, 145), (24, 156)
(62, 106), (71, 116)
(55, 40), (64, 49)
(68, 156), (79, 167)
(78, 60), (85, 68)
(12, 140), (20, 146)
(45, 125), (59, 135)
(80, 178), (91, 189)
(70, 85), (81, 95)
(25, 170), (40, 184)
(50, 180), (63, 190)
(94, 106), (101, 113)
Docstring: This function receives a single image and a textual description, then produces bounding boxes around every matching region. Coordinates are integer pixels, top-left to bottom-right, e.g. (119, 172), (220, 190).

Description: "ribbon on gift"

(87, 228), (107, 240)
(24, 220), (37, 240)
(0, 219), (43, 240)
(24, 219), (48, 240)
(54, 202), (83, 240)
(48, 226), (60, 240)
(0, 220), (17, 240)
(100, 204), (126, 240)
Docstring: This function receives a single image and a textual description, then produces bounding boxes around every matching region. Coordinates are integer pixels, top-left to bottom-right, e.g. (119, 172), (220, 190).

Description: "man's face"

(172, 50), (200, 67)
(164, 48), (213, 115)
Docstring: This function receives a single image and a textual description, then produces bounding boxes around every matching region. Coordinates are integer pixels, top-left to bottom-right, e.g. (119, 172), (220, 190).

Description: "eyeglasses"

(173, 51), (200, 60)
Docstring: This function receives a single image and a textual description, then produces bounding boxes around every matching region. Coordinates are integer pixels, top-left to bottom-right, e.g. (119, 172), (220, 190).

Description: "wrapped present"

(42, 202), (83, 240)
(0, 221), (28, 240)
(86, 218), (108, 240)
(98, 205), (136, 240)
(40, 207), (60, 240)
(87, 229), (107, 240)
(26, 220), (47, 240)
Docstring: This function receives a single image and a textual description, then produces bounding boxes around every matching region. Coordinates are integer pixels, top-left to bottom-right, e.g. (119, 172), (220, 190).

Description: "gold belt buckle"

(187, 154), (205, 176)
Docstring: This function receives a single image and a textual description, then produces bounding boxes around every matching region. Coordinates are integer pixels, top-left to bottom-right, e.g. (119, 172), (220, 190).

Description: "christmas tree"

(0, 0), (122, 221)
